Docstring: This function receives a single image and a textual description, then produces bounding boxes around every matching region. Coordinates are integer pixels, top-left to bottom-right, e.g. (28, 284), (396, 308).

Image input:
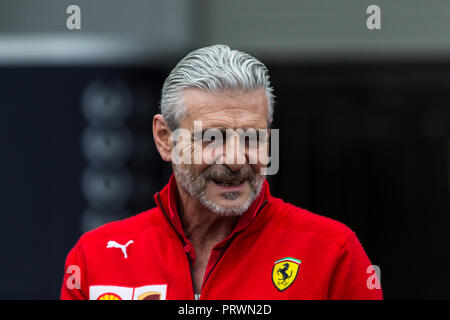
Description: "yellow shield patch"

(272, 257), (301, 291)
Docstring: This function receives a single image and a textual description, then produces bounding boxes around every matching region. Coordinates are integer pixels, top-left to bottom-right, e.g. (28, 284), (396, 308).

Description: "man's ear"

(153, 114), (173, 162)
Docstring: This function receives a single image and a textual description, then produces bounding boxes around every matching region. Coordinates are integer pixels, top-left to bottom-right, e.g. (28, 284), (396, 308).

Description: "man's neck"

(176, 185), (239, 249)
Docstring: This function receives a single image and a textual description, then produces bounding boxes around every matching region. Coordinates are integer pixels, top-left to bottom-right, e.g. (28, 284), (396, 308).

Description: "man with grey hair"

(61, 45), (382, 300)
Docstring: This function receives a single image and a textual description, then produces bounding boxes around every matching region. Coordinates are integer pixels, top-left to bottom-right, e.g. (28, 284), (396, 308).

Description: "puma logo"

(106, 240), (134, 259)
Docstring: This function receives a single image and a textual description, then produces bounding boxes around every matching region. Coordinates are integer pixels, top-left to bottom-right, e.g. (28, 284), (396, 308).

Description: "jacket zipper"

(186, 253), (201, 300)
(157, 193), (268, 300)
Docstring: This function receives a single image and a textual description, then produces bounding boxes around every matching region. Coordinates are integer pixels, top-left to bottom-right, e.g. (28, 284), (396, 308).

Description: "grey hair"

(160, 44), (274, 130)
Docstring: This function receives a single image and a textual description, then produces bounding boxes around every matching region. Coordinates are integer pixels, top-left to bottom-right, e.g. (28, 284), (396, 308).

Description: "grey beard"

(172, 165), (265, 216)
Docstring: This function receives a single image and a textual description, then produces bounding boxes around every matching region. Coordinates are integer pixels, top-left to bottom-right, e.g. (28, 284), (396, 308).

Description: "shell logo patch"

(97, 292), (122, 300)
(89, 284), (167, 300)
(272, 257), (301, 291)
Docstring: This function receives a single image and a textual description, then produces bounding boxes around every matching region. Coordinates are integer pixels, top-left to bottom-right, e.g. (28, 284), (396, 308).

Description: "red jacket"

(61, 175), (383, 300)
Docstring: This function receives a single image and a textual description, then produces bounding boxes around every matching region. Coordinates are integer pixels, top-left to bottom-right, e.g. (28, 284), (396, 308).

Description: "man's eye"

(240, 134), (259, 148)
(201, 136), (215, 146)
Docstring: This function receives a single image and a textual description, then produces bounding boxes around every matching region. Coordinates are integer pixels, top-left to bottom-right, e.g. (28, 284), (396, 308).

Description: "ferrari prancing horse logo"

(272, 257), (301, 291)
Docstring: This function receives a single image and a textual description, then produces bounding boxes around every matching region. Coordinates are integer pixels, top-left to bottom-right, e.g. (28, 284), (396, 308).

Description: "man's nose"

(222, 133), (246, 171)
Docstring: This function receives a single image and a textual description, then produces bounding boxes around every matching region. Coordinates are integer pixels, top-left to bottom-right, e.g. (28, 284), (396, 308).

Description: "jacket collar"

(154, 174), (270, 243)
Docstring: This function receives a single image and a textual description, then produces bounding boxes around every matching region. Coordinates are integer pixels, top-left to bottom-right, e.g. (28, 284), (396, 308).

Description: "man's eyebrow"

(194, 126), (263, 132)
(189, 127), (226, 135)
(189, 127), (266, 140)
(202, 127), (227, 134)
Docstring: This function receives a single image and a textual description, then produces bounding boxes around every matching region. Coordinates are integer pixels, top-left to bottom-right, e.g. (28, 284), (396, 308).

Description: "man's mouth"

(211, 178), (246, 187)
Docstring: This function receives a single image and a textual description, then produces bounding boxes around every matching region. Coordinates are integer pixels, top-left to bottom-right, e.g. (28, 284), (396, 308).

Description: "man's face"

(172, 88), (269, 215)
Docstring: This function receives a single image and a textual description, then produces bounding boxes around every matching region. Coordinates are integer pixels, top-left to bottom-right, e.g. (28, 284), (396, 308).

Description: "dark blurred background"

(0, 0), (449, 299)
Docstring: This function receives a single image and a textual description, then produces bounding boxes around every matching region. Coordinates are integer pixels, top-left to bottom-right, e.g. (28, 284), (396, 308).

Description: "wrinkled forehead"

(179, 88), (269, 130)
